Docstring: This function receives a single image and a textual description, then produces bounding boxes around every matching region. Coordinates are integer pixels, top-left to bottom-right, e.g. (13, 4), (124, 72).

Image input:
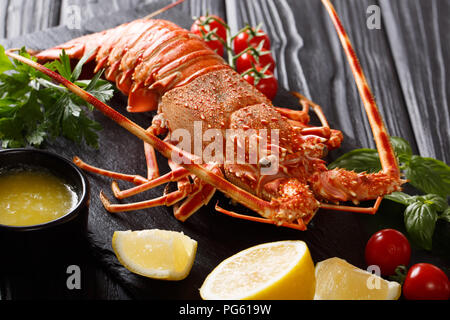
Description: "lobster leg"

(215, 205), (307, 231)
(275, 107), (310, 124)
(173, 184), (216, 222)
(112, 166), (190, 199)
(277, 92), (343, 150)
(291, 91), (330, 128)
(73, 156), (148, 185)
(144, 142), (159, 180)
(144, 125), (161, 180)
(100, 189), (188, 213)
(167, 160), (217, 222)
(320, 196), (383, 214)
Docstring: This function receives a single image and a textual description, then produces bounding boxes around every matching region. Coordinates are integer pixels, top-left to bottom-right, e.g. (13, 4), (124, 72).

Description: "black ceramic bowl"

(0, 148), (90, 270)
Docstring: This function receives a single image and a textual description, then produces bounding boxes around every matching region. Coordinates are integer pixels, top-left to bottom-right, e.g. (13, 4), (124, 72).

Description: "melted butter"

(0, 169), (78, 227)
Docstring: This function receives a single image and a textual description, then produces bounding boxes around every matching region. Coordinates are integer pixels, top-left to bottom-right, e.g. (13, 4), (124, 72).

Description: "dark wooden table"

(0, 0), (448, 300)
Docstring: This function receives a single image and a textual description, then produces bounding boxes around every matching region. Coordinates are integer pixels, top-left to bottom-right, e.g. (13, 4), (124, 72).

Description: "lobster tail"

(37, 19), (229, 113)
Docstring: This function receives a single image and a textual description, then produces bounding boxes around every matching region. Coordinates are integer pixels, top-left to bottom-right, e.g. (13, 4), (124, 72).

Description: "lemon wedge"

(200, 240), (315, 300)
(314, 257), (401, 300)
(112, 229), (197, 281)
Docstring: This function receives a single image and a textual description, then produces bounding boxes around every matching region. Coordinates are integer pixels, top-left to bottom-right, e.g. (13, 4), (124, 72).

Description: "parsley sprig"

(329, 136), (450, 250)
(0, 45), (114, 148)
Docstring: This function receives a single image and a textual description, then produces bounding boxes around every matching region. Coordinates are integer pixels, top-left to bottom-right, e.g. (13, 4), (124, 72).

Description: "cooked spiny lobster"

(7, 0), (405, 230)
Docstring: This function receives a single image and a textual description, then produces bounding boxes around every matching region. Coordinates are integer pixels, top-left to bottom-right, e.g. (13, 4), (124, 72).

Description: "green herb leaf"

(45, 49), (72, 80)
(439, 207), (450, 223)
(0, 45), (110, 149)
(405, 155), (450, 198)
(0, 46), (14, 74)
(414, 194), (448, 212)
(384, 191), (414, 206)
(390, 136), (412, 163)
(404, 201), (438, 251)
(71, 49), (96, 82)
(328, 148), (381, 173)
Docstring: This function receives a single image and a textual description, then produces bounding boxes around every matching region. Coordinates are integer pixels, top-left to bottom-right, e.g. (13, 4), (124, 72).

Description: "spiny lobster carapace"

(7, 0), (405, 230)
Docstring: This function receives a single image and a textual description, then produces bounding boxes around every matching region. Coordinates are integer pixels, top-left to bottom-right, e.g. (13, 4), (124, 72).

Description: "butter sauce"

(0, 168), (78, 227)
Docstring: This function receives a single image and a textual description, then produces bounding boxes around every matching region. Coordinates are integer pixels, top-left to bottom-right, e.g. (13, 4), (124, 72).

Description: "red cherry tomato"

(233, 28), (271, 54)
(236, 50), (275, 74)
(243, 68), (278, 101)
(203, 39), (224, 56)
(191, 15), (227, 41)
(191, 15), (227, 56)
(365, 229), (411, 276)
(403, 263), (450, 300)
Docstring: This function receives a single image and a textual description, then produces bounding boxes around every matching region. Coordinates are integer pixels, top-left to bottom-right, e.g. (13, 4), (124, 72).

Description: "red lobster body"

(12, 0), (405, 230)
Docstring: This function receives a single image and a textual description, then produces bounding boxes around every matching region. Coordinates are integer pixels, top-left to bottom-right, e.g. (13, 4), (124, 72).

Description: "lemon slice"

(200, 240), (315, 300)
(112, 229), (197, 281)
(314, 257), (401, 300)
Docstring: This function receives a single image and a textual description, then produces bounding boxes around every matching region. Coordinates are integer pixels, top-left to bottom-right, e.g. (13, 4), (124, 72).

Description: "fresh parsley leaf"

(71, 48), (96, 82)
(76, 69), (115, 104)
(45, 49), (72, 80)
(0, 46), (14, 73)
(0, 91), (44, 148)
(0, 45), (112, 149)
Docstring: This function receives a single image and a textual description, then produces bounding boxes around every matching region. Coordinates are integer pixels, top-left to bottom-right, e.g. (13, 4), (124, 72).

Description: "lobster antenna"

(321, 0), (400, 179)
(144, 0), (187, 20)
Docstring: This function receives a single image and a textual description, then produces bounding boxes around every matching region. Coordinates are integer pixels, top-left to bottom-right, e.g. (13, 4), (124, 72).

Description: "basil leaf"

(384, 191), (414, 206)
(390, 136), (412, 163)
(328, 148), (382, 173)
(415, 194), (448, 212)
(404, 201), (438, 251)
(405, 156), (450, 198)
(440, 207), (450, 223)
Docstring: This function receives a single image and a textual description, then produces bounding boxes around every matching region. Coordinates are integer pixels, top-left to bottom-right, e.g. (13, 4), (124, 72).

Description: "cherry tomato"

(236, 50), (275, 73)
(203, 39), (224, 56)
(243, 68), (278, 101)
(403, 263), (450, 300)
(191, 15), (227, 56)
(233, 28), (271, 54)
(365, 229), (411, 276)
(191, 15), (227, 41)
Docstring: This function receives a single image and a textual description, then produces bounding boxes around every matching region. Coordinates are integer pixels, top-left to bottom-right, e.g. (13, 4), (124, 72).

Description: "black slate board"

(1, 1), (448, 299)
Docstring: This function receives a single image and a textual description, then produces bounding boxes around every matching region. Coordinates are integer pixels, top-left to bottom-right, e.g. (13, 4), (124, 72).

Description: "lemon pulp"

(0, 168), (78, 226)
(314, 257), (401, 300)
(112, 229), (197, 280)
(200, 240), (316, 300)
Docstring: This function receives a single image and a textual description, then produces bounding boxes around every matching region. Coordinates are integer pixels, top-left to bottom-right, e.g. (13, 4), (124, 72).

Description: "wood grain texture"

(380, 0), (450, 163)
(0, 0), (448, 300)
(0, 0), (61, 38)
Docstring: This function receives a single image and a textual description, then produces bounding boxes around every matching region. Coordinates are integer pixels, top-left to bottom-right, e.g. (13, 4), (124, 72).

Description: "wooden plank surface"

(380, 0), (450, 163)
(0, 0), (448, 300)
